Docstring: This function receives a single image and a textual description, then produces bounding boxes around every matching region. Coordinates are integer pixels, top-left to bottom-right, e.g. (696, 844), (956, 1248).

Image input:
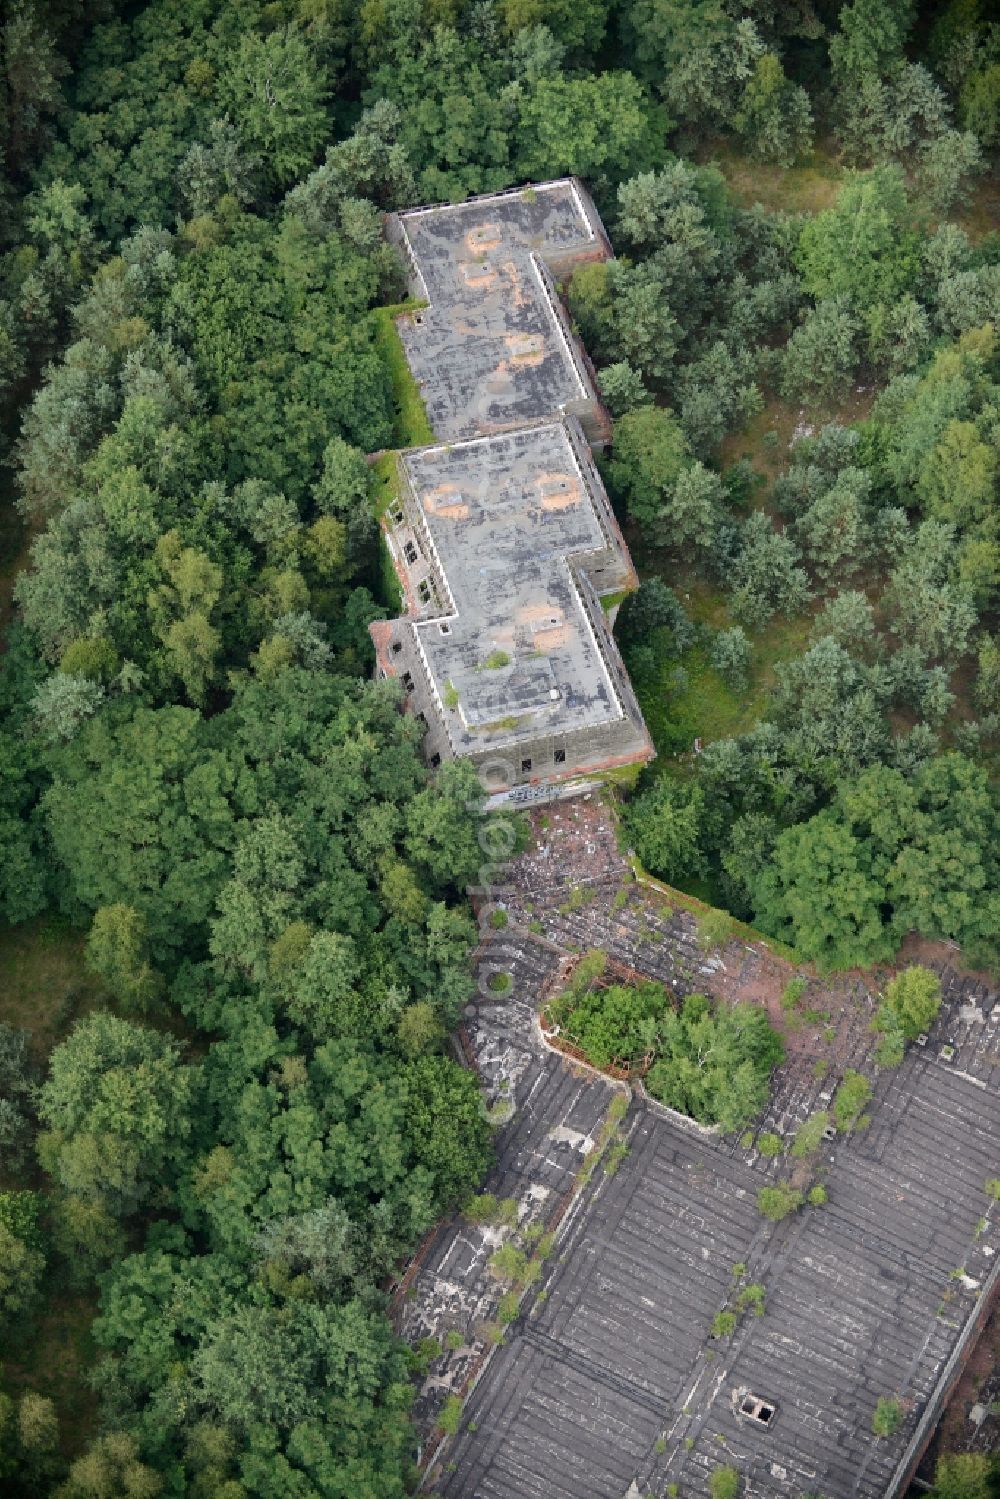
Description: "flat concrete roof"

(392, 180), (603, 440)
(402, 423), (624, 750)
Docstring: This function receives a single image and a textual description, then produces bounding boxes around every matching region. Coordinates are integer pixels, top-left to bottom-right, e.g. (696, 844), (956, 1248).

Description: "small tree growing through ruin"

(710, 1466), (741, 1499)
(876, 965), (942, 1043)
(833, 1070), (873, 1132)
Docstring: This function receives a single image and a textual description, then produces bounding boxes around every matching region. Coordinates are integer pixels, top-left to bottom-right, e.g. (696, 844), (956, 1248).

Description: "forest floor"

(0, 448), (31, 642)
(708, 139), (1000, 246)
(705, 137), (846, 215)
(0, 917), (103, 1459)
(0, 916), (100, 1066)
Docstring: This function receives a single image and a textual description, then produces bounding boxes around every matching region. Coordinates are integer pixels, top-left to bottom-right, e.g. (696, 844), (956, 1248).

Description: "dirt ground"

(921, 1301), (1000, 1471)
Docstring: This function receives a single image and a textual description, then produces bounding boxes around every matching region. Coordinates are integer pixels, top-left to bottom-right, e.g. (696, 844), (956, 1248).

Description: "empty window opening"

(429, 753), (441, 768)
(404, 541), (418, 564)
(521, 758), (532, 774)
(439, 621), (451, 635)
(418, 579), (432, 603)
(554, 748), (566, 764)
(402, 672), (414, 692)
(391, 640), (403, 655)
(740, 1395), (776, 1426)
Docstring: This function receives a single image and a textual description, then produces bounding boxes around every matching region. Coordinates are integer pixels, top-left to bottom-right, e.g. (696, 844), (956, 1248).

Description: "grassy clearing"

(370, 302), (435, 450)
(704, 139), (846, 216)
(719, 390), (880, 504)
(368, 300), (434, 617)
(371, 449), (401, 519)
(369, 451), (404, 613)
(623, 573), (814, 769)
(0, 916), (101, 1065)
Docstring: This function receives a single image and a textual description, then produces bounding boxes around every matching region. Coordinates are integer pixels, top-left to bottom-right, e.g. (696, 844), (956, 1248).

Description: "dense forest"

(1, 0), (999, 1494)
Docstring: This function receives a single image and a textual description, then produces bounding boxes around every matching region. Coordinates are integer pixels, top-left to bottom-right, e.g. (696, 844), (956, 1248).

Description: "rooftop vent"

(740, 1394), (776, 1426)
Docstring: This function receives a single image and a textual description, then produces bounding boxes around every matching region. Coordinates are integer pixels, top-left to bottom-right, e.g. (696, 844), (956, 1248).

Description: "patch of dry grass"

(703, 139), (846, 217)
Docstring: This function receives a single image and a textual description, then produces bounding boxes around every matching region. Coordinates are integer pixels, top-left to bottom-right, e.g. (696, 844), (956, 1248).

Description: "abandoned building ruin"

(373, 180), (653, 800)
(396, 799), (1000, 1499)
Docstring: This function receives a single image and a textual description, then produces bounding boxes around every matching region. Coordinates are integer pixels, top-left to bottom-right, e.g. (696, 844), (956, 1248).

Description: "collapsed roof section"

(385, 178), (612, 446)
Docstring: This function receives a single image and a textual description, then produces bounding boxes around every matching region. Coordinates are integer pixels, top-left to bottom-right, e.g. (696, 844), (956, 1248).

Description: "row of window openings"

(401, 545), (437, 609)
(517, 749), (565, 773)
(391, 658), (566, 772)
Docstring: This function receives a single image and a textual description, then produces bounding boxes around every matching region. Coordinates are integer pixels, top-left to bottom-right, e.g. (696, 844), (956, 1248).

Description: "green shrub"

(833, 1070), (873, 1132)
(463, 1193), (498, 1224)
(710, 1465), (740, 1499)
(409, 1337), (441, 1373)
(780, 976), (808, 1011)
(550, 975), (666, 1071)
(987, 1178), (1000, 1201)
(645, 993), (784, 1134)
(603, 1139), (629, 1175)
(757, 1132), (782, 1157)
(872, 1396), (903, 1437)
(791, 1111), (830, 1158)
(445, 1329), (464, 1350)
(488, 971), (512, 994)
(696, 908), (739, 952)
(498, 1291), (521, 1324)
(875, 1030), (906, 1067)
(711, 1309), (738, 1338)
(735, 1282), (766, 1315)
(482, 650), (510, 670)
(710, 626), (752, 690)
(808, 1184), (828, 1206)
(757, 1183), (804, 1221)
(489, 1244), (530, 1283)
(438, 1395), (464, 1435)
(877, 966), (942, 1041)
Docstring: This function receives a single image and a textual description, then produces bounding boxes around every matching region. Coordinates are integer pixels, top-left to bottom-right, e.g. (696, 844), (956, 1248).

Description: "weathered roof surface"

(435, 967), (1000, 1499)
(391, 180), (604, 440)
(407, 801), (1000, 1499)
(402, 423), (624, 750)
